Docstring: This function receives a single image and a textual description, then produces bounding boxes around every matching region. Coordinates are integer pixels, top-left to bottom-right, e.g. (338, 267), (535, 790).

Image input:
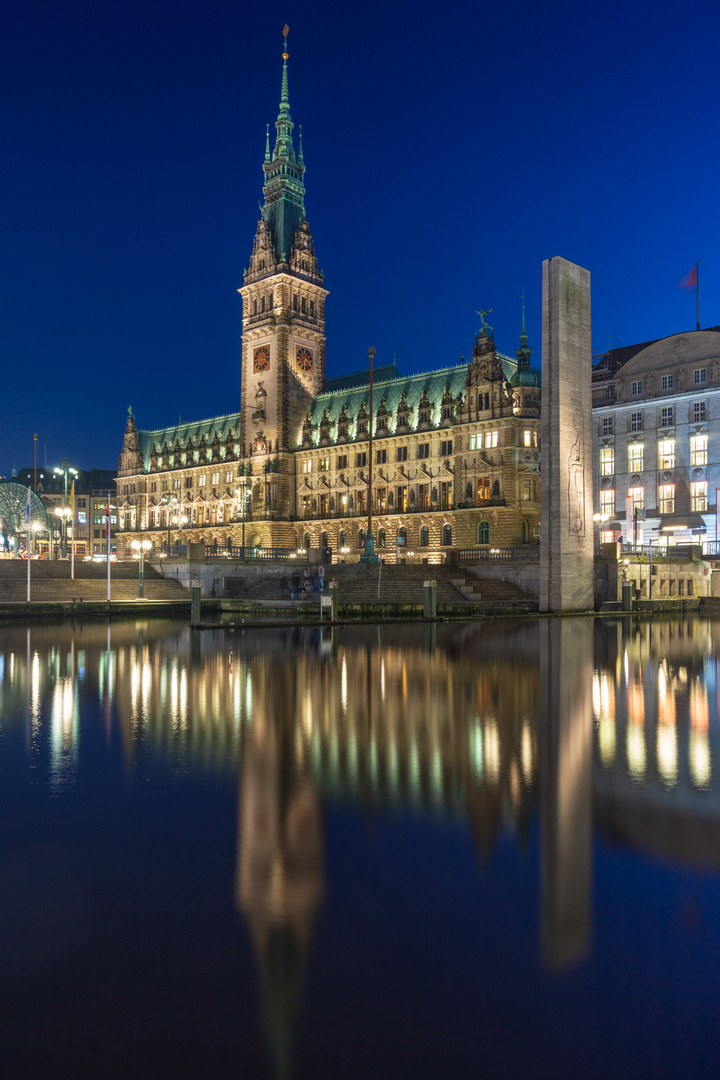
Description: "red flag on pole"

(677, 265), (698, 290)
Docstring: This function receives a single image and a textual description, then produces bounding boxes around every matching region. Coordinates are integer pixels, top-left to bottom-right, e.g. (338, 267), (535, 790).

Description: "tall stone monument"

(540, 257), (594, 612)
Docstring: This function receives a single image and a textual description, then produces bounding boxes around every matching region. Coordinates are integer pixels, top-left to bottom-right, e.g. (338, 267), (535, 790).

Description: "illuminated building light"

(470, 722), (483, 782)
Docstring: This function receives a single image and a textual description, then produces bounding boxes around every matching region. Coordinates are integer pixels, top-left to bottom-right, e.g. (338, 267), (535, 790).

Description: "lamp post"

(53, 464), (78, 558)
(172, 511), (188, 545)
(54, 506), (71, 558)
(235, 480), (249, 551)
(131, 539), (152, 598)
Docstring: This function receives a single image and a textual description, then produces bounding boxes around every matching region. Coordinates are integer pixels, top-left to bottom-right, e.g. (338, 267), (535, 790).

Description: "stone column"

(540, 256), (594, 612)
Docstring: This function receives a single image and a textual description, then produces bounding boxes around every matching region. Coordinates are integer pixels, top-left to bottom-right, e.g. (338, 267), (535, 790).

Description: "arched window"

(339, 529), (346, 548)
(478, 521), (490, 545)
(303, 532), (311, 550)
(442, 524), (452, 546)
(420, 525), (429, 547)
(321, 530), (328, 549)
(378, 528), (386, 548)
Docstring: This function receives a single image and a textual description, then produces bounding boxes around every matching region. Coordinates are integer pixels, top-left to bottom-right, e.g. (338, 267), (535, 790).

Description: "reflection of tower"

(539, 618), (593, 969)
(236, 715), (324, 1080)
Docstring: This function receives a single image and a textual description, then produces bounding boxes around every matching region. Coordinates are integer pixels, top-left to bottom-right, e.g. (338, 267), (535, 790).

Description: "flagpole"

(26, 527), (31, 602)
(696, 261), (700, 331)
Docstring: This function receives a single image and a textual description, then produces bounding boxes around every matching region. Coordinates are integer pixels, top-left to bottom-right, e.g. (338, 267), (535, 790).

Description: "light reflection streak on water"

(50, 676), (78, 792)
(30, 651), (42, 740)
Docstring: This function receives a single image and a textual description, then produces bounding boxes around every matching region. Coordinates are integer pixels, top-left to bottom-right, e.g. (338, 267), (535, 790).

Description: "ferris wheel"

(0, 481), (49, 547)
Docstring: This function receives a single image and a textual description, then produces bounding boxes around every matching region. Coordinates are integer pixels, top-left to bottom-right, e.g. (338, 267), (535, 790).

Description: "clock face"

(296, 346), (314, 372)
(253, 346), (270, 373)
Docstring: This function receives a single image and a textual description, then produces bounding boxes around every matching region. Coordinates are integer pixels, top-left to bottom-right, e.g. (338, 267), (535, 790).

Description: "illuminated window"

(690, 434), (707, 466)
(628, 486), (644, 510)
(469, 433), (480, 450)
(600, 489), (614, 515)
(319, 457), (330, 471)
(477, 477), (490, 504)
(523, 430), (532, 446)
(198, 476), (206, 486)
(659, 485), (675, 513)
(658, 440), (675, 469)
(628, 444), (643, 473)
(693, 401), (706, 422)
(691, 481), (707, 511)
(600, 448), (614, 476)
(486, 431), (498, 448)
(211, 472), (220, 485)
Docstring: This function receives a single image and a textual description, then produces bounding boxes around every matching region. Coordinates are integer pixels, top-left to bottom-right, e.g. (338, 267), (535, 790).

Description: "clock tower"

(238, 27), (328, 522)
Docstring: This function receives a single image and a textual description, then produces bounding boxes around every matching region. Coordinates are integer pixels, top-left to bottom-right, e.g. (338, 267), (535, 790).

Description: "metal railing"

(205, 545), (297, 561)
(456, 546), (539, 562)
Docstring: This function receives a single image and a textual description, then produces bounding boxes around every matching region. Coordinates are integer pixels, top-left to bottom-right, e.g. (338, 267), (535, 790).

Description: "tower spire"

(257, 25), (307, 266)
(516, 292), (533, 368)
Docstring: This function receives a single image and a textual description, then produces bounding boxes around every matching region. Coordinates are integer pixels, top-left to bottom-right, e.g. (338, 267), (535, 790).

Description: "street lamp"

(53, 464), (78, 557)
(235, 480), (250, 550)
(160, 494), (178, 549)
(54, 506), (71, 557)
(171, 511), (188, 545)
(131, 539), (152, 598)
(341, 545), (350, 563)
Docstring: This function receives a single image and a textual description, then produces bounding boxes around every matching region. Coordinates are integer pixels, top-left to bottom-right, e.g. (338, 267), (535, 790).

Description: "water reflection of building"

(592, 618), (720, 868)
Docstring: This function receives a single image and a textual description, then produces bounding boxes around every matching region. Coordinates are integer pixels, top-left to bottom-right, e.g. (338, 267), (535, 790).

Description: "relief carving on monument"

(567, 409), (585, 536)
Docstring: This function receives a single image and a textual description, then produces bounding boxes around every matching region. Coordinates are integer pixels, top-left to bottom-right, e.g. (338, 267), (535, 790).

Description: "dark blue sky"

(2, 0), (718, 476)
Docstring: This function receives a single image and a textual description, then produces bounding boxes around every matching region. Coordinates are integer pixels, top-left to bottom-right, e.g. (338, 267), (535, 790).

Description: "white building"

(592, 326), (720, 550)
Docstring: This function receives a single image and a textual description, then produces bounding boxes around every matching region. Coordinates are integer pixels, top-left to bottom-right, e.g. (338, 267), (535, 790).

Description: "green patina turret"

(260, 25), (306, 267)
(511, 295), (540, 389)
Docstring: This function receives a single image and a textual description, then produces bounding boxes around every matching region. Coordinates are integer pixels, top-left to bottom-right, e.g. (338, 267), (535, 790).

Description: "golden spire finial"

(282, 23), (289, 59)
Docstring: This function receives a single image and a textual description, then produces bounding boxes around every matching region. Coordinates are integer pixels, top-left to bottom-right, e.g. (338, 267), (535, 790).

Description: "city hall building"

(117, 40), (541, 562)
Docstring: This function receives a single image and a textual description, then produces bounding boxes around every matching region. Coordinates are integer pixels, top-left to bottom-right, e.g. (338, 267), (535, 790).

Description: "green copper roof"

(304, 353), (523, 446)
(136, 412), (242, 473)
(261, 36), (306, 263)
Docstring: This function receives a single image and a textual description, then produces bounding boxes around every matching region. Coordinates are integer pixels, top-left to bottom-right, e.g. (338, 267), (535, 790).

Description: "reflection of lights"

(303, 691), (314, 736)
(30, 650), (41, 732)
(598, 715), (616, 766)
(626, 726), (646, 781)
(340, 655), (348, 715)
(244, 672), (252, 721)
(470, 721), (483, 781)
(690, 681), (709, 731)
(521, 722), (533, 781)
(180, 667), (188, 725)
(431, 747), (443, 803)
(388, 742), (399, 797)
(484, 719), (499, 783)
(50, 676), (78, 791)
(657, 725), (677, 787)
(690, 729), (711, 789)
(409, 742), (420, 798)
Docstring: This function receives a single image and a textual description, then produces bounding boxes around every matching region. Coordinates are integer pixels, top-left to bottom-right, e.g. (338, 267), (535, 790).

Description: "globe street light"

(53, 464), (78, 557)
(54, 506), (71, 557)
(234, 480), (249, 551)
(131, 539), (152, 598)
(171, 512), (188, 545)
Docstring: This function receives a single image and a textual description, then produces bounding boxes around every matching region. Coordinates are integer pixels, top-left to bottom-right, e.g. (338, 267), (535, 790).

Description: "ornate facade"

(116, 37), (541, 561)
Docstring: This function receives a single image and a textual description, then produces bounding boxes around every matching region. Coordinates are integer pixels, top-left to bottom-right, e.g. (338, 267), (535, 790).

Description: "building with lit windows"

(592, 326), (720, 547)
(117, 38), (541, 561)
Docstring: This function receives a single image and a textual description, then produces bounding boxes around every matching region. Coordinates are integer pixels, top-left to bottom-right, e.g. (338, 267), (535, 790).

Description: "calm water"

(1, 616), (719, 1079)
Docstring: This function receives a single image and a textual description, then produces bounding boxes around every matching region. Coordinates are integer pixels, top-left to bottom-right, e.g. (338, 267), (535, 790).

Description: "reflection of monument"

(236, 717), (324, 1080)
(539, 618), (593, 969)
